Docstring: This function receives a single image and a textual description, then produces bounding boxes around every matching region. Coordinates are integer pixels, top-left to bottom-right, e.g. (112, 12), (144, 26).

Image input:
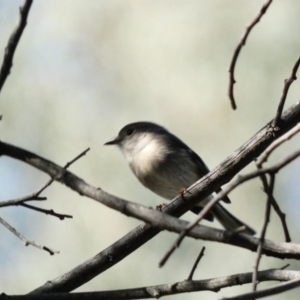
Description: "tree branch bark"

(0, 269), (299, 299)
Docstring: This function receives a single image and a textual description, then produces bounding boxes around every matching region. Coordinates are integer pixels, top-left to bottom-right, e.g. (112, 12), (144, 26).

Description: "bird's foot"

(156, 203), (167, 211)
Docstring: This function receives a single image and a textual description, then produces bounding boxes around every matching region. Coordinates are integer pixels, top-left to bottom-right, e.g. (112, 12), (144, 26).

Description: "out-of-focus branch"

(0, 0), (33, 93)
(0, 216), (58, 255)
(228, 0), (273, 109)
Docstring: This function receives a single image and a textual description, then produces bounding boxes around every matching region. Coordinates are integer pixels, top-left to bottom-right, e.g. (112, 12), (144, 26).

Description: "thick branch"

(0, 269), (299, 299)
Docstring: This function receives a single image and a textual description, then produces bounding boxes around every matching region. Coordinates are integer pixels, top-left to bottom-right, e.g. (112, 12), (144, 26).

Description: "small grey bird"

(105, 122), (255, 235)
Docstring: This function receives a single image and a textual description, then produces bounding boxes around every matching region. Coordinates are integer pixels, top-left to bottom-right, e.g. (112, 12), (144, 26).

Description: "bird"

(105, 121), (255, 235)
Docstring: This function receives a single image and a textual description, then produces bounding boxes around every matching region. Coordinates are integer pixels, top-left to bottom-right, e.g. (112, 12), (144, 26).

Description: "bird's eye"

(126, 128), (134, 136)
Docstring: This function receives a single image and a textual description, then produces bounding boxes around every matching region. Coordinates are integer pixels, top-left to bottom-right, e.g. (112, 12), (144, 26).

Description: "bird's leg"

(179, 188), (187, 197)
(156, 203), (167, 211)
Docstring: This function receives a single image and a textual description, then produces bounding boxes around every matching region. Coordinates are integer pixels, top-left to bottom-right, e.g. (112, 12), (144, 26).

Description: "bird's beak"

(104, 137), (121, 145)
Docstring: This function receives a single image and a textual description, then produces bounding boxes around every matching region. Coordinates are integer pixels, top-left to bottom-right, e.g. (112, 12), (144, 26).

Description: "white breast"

(126, 134), (167, 177)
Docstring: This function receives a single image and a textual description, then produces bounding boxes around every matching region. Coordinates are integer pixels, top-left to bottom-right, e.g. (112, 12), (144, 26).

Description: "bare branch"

(20, 203), (73, 220)
(252, 174), (275, 291)
(256, 123), (300, 168)
(228, 0), (273, 109)
(0, 148), (88, 255)
(0, 0), (33, 93)
(30, 209), (300, 295)
(186, 246), (205, 281)
(63, 147), (90, 169)
(0, 195), (47, 208)
(1, 269), (299, 299)
(273, 56), (300, 127)
(258, 174), (291, 242)
(0, 148), (89, 212)
(0, 216), (58, 255)
(223, 278), (300, 300)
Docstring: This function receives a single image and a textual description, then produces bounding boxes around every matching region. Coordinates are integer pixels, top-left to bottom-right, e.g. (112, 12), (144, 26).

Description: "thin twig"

(281, 264), (290, 270)
(252, 174), (275, 291)
(273, 56), (300, 127)
(257, 123), (300, 168)
(0, 0), (33, 93)
(63, 148), (90, 169)
(258, 173), (291, 242)
(20, 203), (73, 220)
(269, 197), (291, 242)
(186, 247), (205, 281)
(33, 147), (90, 196)
(228, 0), (273, 109)
(0, 216), (59, 255)
(0, 196), (46, 208)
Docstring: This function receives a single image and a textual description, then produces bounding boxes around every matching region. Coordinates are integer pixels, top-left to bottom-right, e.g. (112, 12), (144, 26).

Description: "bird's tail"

(212, 203), (255, 235)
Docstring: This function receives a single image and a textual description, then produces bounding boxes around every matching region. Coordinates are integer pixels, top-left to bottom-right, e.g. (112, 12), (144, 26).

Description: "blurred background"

(1, 1), (300, 299)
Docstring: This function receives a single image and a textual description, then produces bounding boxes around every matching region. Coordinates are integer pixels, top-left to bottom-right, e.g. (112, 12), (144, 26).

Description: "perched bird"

(105, 122), (255, 235)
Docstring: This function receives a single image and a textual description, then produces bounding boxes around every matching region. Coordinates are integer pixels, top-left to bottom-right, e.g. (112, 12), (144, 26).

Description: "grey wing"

(167, 134), (231, 204)
(189, 149), (231, 203)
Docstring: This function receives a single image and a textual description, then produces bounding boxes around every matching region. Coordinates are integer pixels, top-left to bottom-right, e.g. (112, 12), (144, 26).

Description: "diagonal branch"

(0, 0), (33, 93)
(0, 216), (58, 255)
(186, 246), (205, 281)
(258, 173), (291, 242)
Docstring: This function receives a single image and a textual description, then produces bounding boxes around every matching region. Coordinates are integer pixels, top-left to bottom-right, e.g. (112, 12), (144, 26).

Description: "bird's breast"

(128, 137), (167, 178)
